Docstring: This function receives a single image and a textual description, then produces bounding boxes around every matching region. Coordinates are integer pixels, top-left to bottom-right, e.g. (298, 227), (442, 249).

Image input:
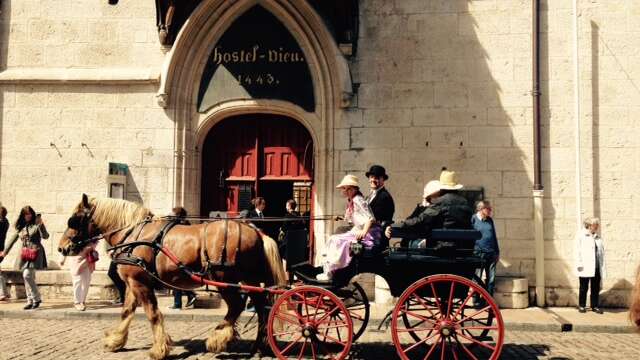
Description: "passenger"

(317, 175), (381, 281)
(385, 169), (473, 243)
(365, 165), (395, 227)
(390, 180), (441, 248)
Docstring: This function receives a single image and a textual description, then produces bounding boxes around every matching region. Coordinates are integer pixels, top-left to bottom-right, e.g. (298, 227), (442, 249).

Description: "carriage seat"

(430, 229), (481, 250)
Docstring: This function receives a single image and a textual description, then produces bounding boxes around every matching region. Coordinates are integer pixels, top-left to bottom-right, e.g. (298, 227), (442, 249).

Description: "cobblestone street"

(0, 318), (638, 360)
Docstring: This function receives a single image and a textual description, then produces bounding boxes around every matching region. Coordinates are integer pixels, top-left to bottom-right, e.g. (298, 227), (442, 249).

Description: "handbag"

(86, 250), (99, 264)
(20, 227), (39, 262)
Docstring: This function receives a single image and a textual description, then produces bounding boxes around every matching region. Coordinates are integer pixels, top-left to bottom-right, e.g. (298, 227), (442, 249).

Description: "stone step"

(494, 291), (529, 309)
(495, 276), (528, 293)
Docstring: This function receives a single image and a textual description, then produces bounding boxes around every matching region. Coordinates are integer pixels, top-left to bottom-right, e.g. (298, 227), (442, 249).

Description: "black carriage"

(270, 227), (505, 360)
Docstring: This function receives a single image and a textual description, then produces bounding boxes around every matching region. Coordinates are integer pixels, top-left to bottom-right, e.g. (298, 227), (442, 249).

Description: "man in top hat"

(365, 165), (395, 231)
(385, 168), (472, 242)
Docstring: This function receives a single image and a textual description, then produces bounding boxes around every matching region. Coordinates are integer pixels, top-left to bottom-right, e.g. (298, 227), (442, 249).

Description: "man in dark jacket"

(365, 165), (395, 226)
(386, 169), (472, 243)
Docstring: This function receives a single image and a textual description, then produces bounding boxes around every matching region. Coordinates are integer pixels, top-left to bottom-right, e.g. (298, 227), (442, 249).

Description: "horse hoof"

(148, 343), (171, 360)
(103, 331), (127, 352)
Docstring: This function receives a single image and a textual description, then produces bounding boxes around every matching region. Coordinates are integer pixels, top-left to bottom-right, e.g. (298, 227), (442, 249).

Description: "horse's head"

(58, 194), (100, 256)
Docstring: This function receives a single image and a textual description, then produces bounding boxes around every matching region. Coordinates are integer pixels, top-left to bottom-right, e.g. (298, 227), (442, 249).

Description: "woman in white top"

(575, 217), (606, 314)
(317, 175), (381, 281)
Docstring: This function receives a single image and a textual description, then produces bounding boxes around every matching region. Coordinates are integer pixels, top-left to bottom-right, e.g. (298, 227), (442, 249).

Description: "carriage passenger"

(385, 169), (473, 246)
(316, 175), (381, 281)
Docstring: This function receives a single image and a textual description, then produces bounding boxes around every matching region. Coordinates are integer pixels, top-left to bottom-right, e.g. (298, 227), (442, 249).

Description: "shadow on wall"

(354, 1), (532, 286)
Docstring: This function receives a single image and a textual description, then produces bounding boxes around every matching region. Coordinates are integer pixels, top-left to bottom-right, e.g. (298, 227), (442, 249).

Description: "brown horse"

(58, 194), (286, 359)
(630, 265), (640, 328)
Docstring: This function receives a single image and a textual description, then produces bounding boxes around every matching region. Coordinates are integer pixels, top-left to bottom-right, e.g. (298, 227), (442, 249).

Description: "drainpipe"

(573, 0), (582, 229)
(532, 0), (545, 307)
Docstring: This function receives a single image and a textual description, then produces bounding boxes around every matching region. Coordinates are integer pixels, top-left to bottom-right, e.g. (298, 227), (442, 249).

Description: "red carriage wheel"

(268, 286), (353, 359)
(391, 275), (504, 360)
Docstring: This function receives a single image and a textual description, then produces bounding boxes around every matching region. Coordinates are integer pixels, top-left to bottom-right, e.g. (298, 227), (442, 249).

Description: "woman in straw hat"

(317, 175), (381, 281)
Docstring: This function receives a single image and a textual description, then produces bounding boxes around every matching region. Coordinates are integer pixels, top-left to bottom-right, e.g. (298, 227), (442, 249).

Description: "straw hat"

(423, 180), (441, 198)
(336, 174), (360, 189)
(439, 169), (463, 190)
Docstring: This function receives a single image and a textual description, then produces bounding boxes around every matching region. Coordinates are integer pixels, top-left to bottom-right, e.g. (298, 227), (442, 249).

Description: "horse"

(630, 265), (640, 329)
(58, 194), (286, 359)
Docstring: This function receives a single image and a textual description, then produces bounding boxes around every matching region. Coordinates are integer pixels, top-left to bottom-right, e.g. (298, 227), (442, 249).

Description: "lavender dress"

(322, 195), (381, 275)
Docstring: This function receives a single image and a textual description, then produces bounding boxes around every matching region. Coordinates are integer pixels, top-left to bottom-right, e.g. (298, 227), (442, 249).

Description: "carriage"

(271, 227), (505, 360)
(59, 195), (504, 360)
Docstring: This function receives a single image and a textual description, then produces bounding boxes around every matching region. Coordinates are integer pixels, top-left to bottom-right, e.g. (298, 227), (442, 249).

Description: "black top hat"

(365, 165), (389, 180)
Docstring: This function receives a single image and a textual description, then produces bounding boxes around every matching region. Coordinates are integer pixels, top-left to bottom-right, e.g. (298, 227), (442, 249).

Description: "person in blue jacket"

(471, 200), (500, 300)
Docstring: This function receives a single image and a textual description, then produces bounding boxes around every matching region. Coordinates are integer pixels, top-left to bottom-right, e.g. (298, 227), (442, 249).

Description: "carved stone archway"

(159, 0), (353, 252)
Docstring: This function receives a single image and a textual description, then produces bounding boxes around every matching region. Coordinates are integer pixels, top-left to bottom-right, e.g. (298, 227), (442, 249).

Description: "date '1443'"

(237, 74), (279, 85)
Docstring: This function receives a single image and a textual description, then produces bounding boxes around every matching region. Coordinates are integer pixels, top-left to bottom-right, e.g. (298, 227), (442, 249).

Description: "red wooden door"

(201, 114), (313, 216)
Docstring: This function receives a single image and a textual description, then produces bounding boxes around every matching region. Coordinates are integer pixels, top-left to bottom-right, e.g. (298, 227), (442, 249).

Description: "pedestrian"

(60, 240), (98, 311)
(168, 206), (196, 310)
(1, 206), (49, 310)
(575, 216), (606, 314)
(107, 260), (126, 306)
(277, 199), (305, 256)
(0, 206), (10, 301)
(317, 175), (381, 281)
(471, 200), (500, 300)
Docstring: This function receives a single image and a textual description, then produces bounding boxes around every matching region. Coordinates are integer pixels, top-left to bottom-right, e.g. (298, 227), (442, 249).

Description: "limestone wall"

(0, 0), (637, 306)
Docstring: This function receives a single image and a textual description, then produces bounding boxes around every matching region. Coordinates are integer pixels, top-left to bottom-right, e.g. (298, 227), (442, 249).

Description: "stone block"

(505, 219), (534, 240)
(488, 148), (530, 171)
(402, 127), (430, 149)
(468, 126), (512, 147)
(363, 109), (412, 128)
(350, 127), (402, 149)
(502, 171), (533, 197)
(429, 127), (468, 147)
(434, 83), (468, 108)
(495, 277), (529, 293)
(494, 291), (529, 309)
(412, 108), (449, 127)
(337, 109), (364, 129)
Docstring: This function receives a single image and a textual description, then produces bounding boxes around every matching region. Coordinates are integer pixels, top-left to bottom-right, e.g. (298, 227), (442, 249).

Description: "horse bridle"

(65, 207), (100, 252)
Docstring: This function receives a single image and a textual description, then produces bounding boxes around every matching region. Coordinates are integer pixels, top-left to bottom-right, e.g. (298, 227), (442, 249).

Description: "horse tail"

(630, 264), (640, 328)
(260, 233), (287, 287)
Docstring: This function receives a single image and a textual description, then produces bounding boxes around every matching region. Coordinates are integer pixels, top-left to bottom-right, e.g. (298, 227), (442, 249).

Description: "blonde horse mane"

(78, 196), (154, 231)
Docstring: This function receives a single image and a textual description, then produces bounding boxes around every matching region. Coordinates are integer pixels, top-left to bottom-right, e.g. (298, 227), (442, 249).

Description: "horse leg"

(249, 292), (272, 355)
(140, 286), (172, 360)
(206, 290), (243, 353)
(104, 285), (137, 352)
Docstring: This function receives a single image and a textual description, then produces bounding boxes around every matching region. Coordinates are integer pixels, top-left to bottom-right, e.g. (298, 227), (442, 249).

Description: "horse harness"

(109, 218), (241, 291)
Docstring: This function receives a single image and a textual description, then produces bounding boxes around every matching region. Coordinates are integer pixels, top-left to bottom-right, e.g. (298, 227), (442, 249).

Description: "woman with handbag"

(2, 206), (49, 310)
(60, 242), (98, 311)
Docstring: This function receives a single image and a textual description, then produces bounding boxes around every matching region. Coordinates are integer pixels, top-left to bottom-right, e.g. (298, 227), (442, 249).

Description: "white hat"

(439, 169), (463, 190)
(423, 180), (441, 198)
(336, 174), (359, 189)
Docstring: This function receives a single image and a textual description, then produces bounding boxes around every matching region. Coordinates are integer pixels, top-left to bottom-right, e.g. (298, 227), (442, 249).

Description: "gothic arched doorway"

(201, 114), (314, 227)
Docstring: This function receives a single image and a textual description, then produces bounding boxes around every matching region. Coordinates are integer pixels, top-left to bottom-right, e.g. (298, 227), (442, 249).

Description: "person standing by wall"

(471, 200), (500, 300)
(1, 206), (49, 310)
(575, 217), (606, 314)
(60, 240), (98, 311)
(0, 206), (10, 301)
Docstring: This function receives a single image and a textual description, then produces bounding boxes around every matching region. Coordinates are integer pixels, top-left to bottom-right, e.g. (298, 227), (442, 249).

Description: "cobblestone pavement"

(0, 317), (638, 359)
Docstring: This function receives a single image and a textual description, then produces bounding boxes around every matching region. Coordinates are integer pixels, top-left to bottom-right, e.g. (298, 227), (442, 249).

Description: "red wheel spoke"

(412, 293), (439, 318)
(449, 337), (460, 360)
(272, 329), (302, 337)
(440, 336), (446, 360)
(404, 331), (440, 353)
(297, 338), (308, 360)
(275, 312), (304, 327)
(456, 332), (496, 351)
(316, 305), (341, 324)
(317, 322), (350, 331)
(322, 333), (348, 347)
(420, 334), (441, 359)
(455, 305), (491, 325)
(430, 283), (444, 315)
(396, 326), (437, 333)
(348, 311), (365, 321)
(454, 335), (480, 360)
(310, 338), (317, 359)
(403, 310), (438, 325)
(452, 289), (475, 320)
(281, 334), (304, 355)
(446, 282), (456, 319)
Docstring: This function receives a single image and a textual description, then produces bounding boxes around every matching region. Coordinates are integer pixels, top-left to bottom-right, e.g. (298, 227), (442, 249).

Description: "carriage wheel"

(391, 275), (504, 360)
(268, 286), (353, 359)
(334, 282), (370, 341)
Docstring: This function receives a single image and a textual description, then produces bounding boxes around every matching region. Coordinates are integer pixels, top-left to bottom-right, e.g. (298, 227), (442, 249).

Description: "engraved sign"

(198, 6), (315, 112)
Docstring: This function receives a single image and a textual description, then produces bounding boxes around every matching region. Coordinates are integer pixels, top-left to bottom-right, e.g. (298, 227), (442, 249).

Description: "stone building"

(0, 0), (637, 306)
